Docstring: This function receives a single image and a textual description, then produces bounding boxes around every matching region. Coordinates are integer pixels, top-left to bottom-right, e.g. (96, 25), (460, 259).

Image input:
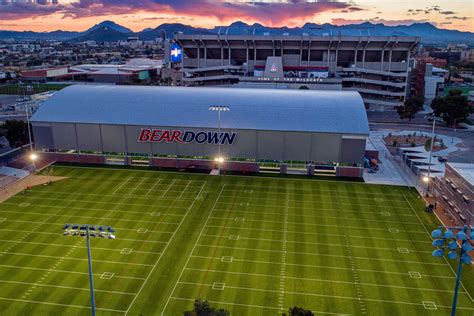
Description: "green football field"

(0, 165), (472, 315)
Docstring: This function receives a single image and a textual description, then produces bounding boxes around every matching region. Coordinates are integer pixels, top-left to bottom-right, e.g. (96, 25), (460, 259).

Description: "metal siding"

(284, 132), (311, 161)
(125, 125), (151, 155)
(76, 124), (102, 152)
(51, 123), (77, 150)
(32, 124), (54, 149)
(100, 125), (127, 153)
(256, 131), (285, 160)
(340, 138), (366, 164)
(311, 133), (341, 163)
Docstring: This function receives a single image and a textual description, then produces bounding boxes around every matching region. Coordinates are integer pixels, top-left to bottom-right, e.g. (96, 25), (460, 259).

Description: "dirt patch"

(384, 134), (447, 152)
(0, 175), (67, 203)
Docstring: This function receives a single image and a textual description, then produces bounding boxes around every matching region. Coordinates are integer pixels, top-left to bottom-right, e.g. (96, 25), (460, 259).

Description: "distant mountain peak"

(86, 20), (132, 34)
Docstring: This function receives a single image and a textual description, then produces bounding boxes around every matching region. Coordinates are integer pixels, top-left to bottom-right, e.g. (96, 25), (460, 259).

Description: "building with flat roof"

(432, 163), (473, 226)
(168, 34), (420, 111)
(31, 85), (369, 177)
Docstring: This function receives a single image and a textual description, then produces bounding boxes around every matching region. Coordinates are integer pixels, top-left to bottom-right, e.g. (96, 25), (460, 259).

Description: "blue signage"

(170, 43), (183, 63)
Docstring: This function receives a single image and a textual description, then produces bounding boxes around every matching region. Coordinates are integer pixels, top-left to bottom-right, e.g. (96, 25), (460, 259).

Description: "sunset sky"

(0, 0), (472, 32)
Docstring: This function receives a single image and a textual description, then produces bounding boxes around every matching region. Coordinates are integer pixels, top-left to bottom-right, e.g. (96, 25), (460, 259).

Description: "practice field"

(0, 166), (472, 315)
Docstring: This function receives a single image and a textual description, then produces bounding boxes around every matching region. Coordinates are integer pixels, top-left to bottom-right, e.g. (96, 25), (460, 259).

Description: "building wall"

(32, 122), (366, 165)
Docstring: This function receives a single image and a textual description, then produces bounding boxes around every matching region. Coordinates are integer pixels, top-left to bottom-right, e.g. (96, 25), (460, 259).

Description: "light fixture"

(30, 153), (38, 161)
(422, 176), (430, 183)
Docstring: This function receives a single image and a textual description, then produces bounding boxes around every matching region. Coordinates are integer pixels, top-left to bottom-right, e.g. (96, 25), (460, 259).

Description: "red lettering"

(151, 130), (162, 142)
(158, 130), (172, 143)
(138, 129), (151, 142)
(170, 130), (184, 143)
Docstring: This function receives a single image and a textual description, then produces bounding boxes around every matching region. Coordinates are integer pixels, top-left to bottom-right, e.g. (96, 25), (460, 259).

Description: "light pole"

(24, 102), (36, 171)
(63, 224), (116, 316)
(432, 226), (473, 316)
(208, 106), (230, 172)
(425, 116), (438, 196)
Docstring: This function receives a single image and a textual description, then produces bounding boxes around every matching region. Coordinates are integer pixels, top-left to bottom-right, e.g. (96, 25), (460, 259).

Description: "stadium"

(0, 85), (471, 315)
(30, 85), (369, 177)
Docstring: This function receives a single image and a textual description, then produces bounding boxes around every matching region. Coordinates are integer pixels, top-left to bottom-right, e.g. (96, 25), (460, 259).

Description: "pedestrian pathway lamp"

(63, 224), (116, 316)
(431, 226), (473, 316)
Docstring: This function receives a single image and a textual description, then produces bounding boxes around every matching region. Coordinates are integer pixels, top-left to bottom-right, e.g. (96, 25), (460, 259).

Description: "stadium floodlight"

(209, 105), (230, 172)
(62, 223), (116, 316)
(431, 225), (472, 316)
(422, 176), (430, 183)
(30, 153), (38, 161)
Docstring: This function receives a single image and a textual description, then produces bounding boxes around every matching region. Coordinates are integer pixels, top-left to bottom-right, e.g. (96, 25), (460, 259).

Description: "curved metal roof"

(31, 85), (369, 135)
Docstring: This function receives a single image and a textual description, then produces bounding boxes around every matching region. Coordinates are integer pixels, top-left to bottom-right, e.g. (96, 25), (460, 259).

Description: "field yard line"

(220, 188), (408, 202)
(200, 233), (433, 254)
(0, 228), (173, 242)
(209, 214), (423, 226)
(128, 177), (147, 196)
(112, 177), (132, 194)
(190, 255), (456, 280)
(195, 181), (206, 200)
(403, 195), (474, 303)
(195, 244), (447, 266)
(0, 239), (162, 255)
(177, 281), (474, 311)
(0, 297), (126, 313)
(0, 279), (136, 295)
(211, 210), (425, 234)
(161, 180), (176, 198)
(0, 201), (186, 217)
(124, 183), (208, 315)
(178, 181), (191, 198)
(183, 267), (463, 294)
(0, 211), (179, 227)
(217, 200), (412, 214)
(0, 251), (154, 267)
(145, 178), (162, 195)
(171, 297), (351, 315)
(160, 185), (225, 315)
(205, 224), (433, 244)
(213, 205), (418, 219)
(0, 264), (146, 280)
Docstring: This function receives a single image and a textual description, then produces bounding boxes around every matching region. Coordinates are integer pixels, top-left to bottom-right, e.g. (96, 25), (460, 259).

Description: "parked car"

(437, 156), (448, 163)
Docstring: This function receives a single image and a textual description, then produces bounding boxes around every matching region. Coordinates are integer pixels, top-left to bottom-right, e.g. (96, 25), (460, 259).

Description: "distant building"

(432, 163), (473, 227)
(167, 34), (420, 111)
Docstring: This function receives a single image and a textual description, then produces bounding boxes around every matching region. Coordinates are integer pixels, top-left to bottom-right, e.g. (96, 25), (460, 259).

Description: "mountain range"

(0, 20), (472, 45)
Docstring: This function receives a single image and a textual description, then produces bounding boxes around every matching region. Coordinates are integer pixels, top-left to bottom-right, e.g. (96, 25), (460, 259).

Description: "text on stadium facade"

(138, 129), (237, 145)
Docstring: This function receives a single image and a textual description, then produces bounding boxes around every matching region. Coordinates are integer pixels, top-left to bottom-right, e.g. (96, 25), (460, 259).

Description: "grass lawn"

(0, 165), (472, 315)
(443, 85), (474, 96)
(0, 84), (69, 95)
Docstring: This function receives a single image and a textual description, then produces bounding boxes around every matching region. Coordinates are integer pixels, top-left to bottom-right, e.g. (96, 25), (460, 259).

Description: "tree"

(431, 89), (472, 125)
(2, 120), (29, 148)
(396, 95), (424, 121)
(286, 306), (314, 316)
(183, 299), (230, 316)
(298, 86), (310, 90)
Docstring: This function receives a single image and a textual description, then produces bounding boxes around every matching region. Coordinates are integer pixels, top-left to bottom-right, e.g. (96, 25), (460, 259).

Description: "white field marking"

(200, 234), (432, 254)
(0, 297), (126, 313)
(194, 181), (207, 200)
(234, 217), (245, 222)
(177, 281), (474, 311)
(210, 213), (425, 235)
(112, 177), (133, 194)
(398, 247), (410, 254)
(151, 212), (161, 217)
(221, 256), (233, 263)
(160, 185), (226, 316)
(124, 183), (207, 316)
(120, 248), (133, 255)
(0, 263), (146, 281)
(190, 255), (456, 280)
(0, 227), (173, 243)
(0, 239), (161, 256)
(183, 267), (464, 294)
(137, 228), (148, 234)
(19, 202), (30, 207)
(0, 251), (153, 267)
(178, 181), (191, 198)
(0, 201), (186, 218)
(389, 228), (400, 233)
(204, 224), (432, 244)
(403, 195), (474, 303)
(0, 217), (6, 223)
(409, 271), (422, 279)
(211, 212), (421, 227)
(422, 301), (437, 310)
(0, 279), (135, 295)
(212, 282), (225, 290)
(161, 179), (176, 198)
(221, 188), (406, 202)
(128, 177), (149, 196)
(195, 244), (446, 266)
(100, 272), (115, 280)
(381, 211), (391, 217)
(145, 178), (162, 196)
(0, 209), (180, 226)
(170, 296), (350, 315)
(213, 205), (418, 219)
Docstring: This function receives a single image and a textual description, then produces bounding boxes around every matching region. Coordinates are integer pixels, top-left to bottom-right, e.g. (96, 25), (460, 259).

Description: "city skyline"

(0, 0), (472, 33)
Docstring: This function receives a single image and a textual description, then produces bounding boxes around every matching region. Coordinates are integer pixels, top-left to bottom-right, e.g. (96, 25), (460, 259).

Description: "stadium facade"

(30, 85), (369, 177)
(168, 34), (420, 111)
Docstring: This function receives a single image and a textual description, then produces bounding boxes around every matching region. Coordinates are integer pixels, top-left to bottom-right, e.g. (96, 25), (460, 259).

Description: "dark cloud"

(440, 11), (456, 15)
(446, 16), (470, 20)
